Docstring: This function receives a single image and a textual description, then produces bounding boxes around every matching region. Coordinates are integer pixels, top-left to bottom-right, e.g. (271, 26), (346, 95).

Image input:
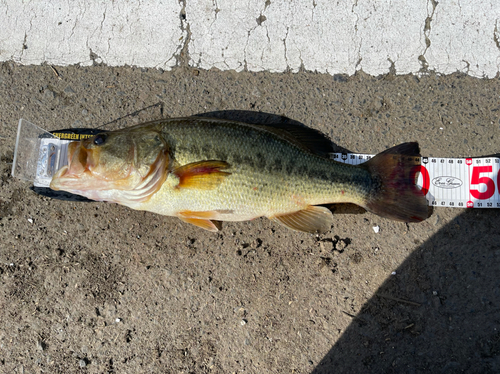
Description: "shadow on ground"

(313, 208), (500, 374)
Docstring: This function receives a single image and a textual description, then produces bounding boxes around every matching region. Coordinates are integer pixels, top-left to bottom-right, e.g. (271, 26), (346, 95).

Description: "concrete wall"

(1, 0), (499, 77)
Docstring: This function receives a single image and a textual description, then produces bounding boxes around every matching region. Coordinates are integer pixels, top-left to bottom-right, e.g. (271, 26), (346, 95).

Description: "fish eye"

(93, 134), (107, 146)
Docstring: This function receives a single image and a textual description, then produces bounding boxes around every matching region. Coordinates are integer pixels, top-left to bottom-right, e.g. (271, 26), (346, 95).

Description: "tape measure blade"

(330, 152), (500, 209)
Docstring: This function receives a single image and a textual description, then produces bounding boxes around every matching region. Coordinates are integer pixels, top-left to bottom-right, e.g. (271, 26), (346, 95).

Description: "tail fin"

(362, 142), (428, 222)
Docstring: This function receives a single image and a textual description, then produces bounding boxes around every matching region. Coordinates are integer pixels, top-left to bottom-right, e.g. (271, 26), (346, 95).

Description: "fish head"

(50, 128), (169, 202)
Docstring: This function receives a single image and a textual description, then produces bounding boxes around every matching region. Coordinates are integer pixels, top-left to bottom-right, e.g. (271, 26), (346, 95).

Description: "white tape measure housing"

(331, 153), (500, 209)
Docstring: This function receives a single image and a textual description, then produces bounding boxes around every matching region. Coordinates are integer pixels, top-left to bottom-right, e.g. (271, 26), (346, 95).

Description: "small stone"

(43, 89), (56, 100)
(64, 86), (76, 95)
(373, 225), (380, 233)
(430, 214), (440, 226)
(336, 240), (347, 251)
(234, 307), (246, 316)
(240, 319), (247, 326)
(27, 218), (33, 224)
(433, 291), (438, 296)
(391, 271), (397, 275)
(115, 318), (121, 323)
(36, 340), (45, 351)
(79, 359), (86, 368)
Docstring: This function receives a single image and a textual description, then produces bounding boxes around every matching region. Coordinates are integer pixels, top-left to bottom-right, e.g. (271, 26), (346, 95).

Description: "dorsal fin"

(254, 122), (334, 157)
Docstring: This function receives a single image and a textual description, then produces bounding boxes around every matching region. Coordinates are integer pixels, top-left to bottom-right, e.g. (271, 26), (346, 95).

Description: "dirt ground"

(1, 62), (500, 373)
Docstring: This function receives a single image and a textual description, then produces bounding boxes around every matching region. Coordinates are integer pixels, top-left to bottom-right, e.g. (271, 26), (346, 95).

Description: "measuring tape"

(331, 153), (500, 208)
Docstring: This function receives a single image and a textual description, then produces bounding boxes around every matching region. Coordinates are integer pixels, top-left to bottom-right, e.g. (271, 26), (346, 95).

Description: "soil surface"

(1, 63), (500, 373)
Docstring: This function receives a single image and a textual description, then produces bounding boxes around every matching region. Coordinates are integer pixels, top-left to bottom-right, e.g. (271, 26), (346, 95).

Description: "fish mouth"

(50, 141), (97, 191)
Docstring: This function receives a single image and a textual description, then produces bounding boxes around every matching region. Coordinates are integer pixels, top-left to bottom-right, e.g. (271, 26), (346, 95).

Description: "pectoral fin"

(173, 160), (231, 190)
(271, 206), (333, 234)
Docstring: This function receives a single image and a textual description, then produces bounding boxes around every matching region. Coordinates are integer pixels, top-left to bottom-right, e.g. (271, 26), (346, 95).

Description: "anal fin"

(271, 206), (333, 234)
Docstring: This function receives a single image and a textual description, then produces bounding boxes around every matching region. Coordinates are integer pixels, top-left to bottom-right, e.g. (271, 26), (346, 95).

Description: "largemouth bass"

(50, 117), (427, 233)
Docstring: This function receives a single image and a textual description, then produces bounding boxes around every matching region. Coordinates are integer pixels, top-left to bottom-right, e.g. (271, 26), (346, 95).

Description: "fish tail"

(362, 142), (428, 222)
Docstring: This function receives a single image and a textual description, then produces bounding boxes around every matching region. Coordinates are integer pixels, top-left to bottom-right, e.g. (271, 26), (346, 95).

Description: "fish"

(49, 117), (428, 233)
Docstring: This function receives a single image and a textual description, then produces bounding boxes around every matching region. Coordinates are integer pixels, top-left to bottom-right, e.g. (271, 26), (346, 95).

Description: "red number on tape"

(410, 165), (430, 196)
(470, 166), (494, 200)
(497, 170), (500, 195)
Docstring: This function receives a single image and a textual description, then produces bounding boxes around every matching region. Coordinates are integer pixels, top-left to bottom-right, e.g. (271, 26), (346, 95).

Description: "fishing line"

(96, 102), (164, 130)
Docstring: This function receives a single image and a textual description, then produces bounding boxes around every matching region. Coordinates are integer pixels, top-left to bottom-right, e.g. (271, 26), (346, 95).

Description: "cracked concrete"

(418, 0), (439, 72)
(1, 0), (499, 77)
(176, 0), (192, 67)
(494, 21), (500, 52)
